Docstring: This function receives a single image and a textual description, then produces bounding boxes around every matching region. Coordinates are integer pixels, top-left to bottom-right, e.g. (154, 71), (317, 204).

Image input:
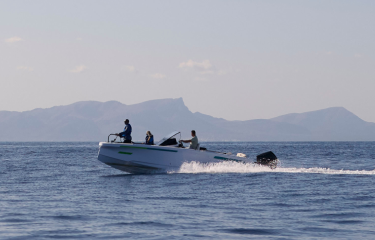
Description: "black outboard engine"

(256, 151), (278, 169)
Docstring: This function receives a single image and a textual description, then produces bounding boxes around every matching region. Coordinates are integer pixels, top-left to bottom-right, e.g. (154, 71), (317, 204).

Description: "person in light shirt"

(180, 130), (198, 149)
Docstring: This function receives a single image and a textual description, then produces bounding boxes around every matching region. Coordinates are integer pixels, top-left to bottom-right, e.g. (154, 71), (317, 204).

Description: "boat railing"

(108, 134), (118, 142)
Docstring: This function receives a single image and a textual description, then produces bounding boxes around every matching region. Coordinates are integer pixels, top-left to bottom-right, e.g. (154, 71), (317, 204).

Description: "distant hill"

(1, 98), (375, 141)
(270, 107), (375, 141)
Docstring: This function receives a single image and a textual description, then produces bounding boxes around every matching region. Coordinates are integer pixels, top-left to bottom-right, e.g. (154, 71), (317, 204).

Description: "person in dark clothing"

(116, 119), (132, 143)
(144, 131), (154, 145)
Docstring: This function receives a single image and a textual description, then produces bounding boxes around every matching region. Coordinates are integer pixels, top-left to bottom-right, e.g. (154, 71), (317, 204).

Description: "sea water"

(0, 142), (374, 239)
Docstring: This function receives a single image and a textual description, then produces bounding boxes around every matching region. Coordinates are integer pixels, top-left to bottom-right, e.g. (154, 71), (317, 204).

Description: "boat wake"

(169, 161), (375, 175)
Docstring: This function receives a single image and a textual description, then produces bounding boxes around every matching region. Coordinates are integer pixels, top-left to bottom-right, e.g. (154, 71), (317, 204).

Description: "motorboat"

(97, 131), (278, 174)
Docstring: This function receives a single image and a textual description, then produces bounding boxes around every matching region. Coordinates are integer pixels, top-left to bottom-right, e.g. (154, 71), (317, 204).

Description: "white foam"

(169, 161), (375, 175)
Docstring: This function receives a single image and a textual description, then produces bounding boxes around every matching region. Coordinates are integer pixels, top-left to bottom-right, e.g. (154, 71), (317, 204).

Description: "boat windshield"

(157, 131), (181, 146)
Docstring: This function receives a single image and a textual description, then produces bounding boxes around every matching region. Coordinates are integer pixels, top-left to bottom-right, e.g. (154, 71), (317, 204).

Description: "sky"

(1, 0), (375, 122)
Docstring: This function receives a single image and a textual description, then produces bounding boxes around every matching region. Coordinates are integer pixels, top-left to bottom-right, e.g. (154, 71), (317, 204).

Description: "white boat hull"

(97, 142), (251, 174)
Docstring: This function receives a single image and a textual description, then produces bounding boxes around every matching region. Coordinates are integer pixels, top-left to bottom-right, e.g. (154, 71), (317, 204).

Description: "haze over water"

(1, 142), (374, 239)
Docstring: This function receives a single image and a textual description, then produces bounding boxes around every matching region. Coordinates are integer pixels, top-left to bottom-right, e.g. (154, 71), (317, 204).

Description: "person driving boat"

(180, 130), (198, 149)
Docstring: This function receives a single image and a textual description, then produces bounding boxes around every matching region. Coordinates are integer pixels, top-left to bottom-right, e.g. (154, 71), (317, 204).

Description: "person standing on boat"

(144, 131), (154, 145)
(180, 130), (198, 149)
(116, 119), (132, 143)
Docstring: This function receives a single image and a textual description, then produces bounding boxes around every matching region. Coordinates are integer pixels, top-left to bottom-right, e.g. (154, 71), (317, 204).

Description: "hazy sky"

(1, 0), (375, 122)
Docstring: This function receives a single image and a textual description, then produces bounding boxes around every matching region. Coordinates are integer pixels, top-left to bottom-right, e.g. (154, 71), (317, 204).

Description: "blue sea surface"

(0, 142), (374, 239)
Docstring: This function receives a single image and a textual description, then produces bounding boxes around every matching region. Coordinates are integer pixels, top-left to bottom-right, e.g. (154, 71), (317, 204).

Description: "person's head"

(191, 130), (196, 137)
(146, 131), (152, 136)
(124, 119), (129, 124)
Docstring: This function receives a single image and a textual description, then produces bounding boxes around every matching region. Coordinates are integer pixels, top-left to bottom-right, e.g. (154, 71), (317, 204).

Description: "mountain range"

(1, 98), (375, 141)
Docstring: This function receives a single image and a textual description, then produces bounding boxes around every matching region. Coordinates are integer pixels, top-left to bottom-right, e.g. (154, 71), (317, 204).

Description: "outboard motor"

(256, 151), (278, 169)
